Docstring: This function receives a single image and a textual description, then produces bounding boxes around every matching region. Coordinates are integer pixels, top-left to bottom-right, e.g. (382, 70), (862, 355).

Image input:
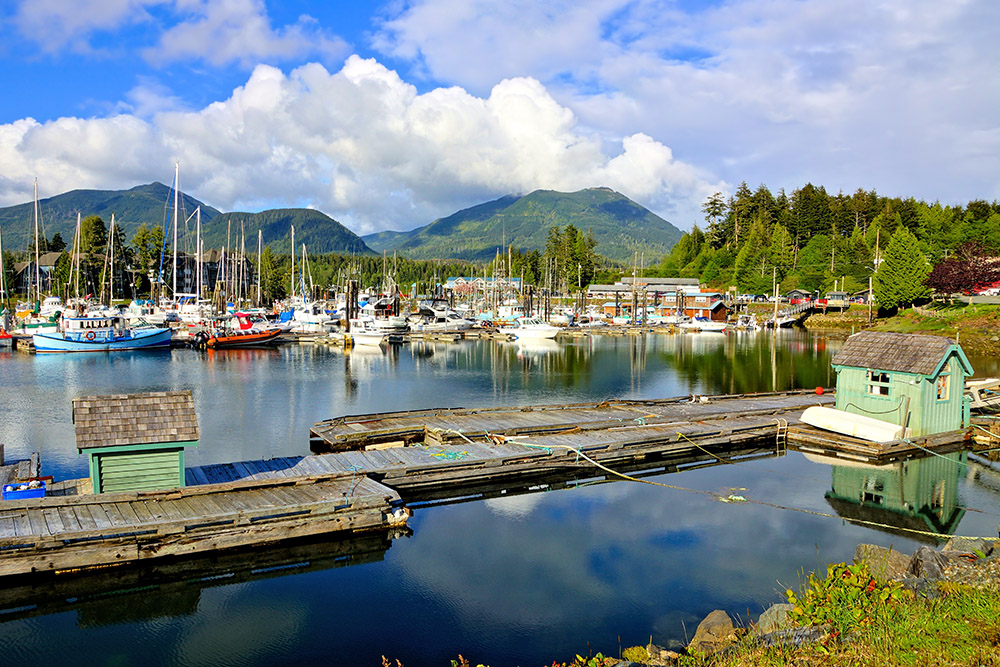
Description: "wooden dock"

(0, 472), (406, 578)
(0, 388), (977, 582)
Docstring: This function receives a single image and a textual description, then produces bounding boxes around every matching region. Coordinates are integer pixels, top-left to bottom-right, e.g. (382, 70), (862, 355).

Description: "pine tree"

(873, 226), (930, 310)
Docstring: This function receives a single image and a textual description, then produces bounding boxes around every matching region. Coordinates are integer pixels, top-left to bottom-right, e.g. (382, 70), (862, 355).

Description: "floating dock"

(0, 473), (406, 578)
(0, 388), (976, 581)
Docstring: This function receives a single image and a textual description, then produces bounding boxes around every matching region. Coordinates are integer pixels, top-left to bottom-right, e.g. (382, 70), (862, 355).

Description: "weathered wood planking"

(310, 390), (834, 451)
(0, 475), (406, 578)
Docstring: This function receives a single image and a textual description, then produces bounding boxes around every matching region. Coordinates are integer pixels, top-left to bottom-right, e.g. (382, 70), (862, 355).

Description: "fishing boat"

(199, 312), (284, 348)
(32, 316), (172, 353)
(498, 317), (560, 340)
(0, 327), (11, 349)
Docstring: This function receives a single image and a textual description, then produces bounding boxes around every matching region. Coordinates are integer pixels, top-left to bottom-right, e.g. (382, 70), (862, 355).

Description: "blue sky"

(0, 0), (997, 236)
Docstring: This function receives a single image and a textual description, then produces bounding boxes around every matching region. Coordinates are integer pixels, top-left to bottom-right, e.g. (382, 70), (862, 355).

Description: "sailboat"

(15, 180), (61, 333)
(0, 225), (12, 348)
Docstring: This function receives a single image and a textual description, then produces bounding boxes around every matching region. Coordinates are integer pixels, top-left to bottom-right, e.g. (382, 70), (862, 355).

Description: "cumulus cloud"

(0, 56), (722, 234)
(375, 0), (1000, 208)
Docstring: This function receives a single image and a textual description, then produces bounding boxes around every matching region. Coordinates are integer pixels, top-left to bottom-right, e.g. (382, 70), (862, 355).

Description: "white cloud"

(375, 0), (1000, 215)
(13, 0), (347, 67)
(144, 0), (349, 67)
(13, 0), (158, 54)
(0, 56), (722, 235)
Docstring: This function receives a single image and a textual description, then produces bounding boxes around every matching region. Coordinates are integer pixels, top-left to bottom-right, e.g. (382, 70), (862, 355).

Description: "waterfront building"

(73, 391), (199, 494)
(830, 332), (973, 437)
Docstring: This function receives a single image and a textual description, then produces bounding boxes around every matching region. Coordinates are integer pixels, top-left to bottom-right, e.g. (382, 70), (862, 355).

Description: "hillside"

(0, 182), (221, 250)
(0, 184), (373, 256)
(363, 188), (682, 262)
(208, 209), (373, 255)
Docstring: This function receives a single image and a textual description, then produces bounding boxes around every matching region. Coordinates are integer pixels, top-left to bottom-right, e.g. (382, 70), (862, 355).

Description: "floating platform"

(0, 473), (406, 579)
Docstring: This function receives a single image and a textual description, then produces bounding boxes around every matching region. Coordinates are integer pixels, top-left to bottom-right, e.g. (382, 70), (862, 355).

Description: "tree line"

(655, 182), (1000, 310)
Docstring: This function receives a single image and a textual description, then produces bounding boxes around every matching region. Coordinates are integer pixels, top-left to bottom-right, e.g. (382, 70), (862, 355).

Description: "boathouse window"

(937, 374), (950, 401)
(866, 370), (891, 396)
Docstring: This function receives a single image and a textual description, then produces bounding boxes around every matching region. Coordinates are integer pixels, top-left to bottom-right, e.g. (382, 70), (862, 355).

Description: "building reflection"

(808, 452), (966, 543)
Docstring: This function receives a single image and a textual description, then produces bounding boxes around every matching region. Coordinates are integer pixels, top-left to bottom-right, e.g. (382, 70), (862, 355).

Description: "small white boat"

(679, 316), (727, 332)
(499, 317), (560, 340)
(349, 318), (386, 346)
(800, 406), (908, 443)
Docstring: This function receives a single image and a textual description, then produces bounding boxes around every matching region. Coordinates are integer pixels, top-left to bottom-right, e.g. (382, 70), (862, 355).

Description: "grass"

(673, 563), (1000, 667)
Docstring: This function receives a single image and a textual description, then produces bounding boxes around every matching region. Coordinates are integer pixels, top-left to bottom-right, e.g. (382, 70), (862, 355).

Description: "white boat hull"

(800, 406), (908, 443)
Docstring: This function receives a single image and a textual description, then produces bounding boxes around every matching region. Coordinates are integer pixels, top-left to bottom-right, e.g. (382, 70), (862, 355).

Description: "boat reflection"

(806, 452), (966, 543)
(0, 528), (408, 625)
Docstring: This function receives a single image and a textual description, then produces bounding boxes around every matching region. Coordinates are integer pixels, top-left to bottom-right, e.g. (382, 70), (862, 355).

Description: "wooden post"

(772, 267), (779, 328)
(868, 275), (874, 324)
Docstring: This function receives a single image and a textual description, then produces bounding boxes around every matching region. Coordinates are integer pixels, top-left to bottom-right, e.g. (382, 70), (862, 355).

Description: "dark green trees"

(873, 227), (930, 310)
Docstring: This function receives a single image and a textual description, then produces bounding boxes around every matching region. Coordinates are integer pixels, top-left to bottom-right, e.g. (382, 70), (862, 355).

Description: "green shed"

(72, 391), (199, 494)
(830, 332), (973, 438)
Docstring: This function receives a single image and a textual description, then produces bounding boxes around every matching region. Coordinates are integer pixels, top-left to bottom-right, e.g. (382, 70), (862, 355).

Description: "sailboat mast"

(256, 229), (262, 306)
(0, 225), (6, 309)
(172, 162), (179, 298)
(73, 213), (81, 302)
(109, 214), (115, 303)
(196, 207), (202, 300)
(33, 178), (40, 300)
(290, 226), (295, 299)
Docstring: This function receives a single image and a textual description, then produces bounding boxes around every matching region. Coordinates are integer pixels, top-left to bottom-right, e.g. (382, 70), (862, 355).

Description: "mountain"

(362, 188), (683, 263)
(208, 209), (372, 255)
(0, 182), (222, 251)
(0, 183), (373, 256)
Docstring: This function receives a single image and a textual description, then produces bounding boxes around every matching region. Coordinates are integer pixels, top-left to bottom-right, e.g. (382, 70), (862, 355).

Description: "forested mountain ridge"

(0, 182), (221, 251)
(0, 184), (373, 256)
(363, 188), (683, 263)
(208, 209), (373, 255)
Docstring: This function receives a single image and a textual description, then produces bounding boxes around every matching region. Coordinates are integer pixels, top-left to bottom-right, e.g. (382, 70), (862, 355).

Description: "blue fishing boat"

(32, 315), (172, 353)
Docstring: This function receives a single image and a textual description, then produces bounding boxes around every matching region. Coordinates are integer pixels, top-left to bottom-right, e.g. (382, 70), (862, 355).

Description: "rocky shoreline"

(603, 536), (1000, 666)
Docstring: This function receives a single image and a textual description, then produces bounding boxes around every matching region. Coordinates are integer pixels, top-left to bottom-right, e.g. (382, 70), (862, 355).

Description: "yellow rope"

(500, 434), (996, 542)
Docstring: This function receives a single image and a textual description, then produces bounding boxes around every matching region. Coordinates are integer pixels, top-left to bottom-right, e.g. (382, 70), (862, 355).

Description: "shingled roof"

(72, 390), (199, 451)
(831, 331), (960, 376)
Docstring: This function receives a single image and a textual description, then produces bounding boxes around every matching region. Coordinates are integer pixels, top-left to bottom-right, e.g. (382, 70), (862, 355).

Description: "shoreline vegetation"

(797, 302), (1000, 357)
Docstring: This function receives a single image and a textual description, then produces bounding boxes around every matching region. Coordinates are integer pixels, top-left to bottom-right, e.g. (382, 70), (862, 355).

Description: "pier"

(0, 469), (406, 578)
(0, 385), (977, 581)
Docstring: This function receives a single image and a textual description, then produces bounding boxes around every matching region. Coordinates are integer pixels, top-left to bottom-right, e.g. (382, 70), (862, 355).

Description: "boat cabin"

(73, 391), (199, 494)
(830, 332), (973, 437)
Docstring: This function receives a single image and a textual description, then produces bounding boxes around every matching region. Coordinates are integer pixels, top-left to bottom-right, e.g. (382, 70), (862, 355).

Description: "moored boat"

(498, 317), (560, 340)
(32, 316), (172, 353)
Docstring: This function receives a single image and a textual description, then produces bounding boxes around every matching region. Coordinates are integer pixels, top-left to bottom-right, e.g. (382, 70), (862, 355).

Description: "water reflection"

(0, 529), (406, 625)
(807, 452), (966, 543)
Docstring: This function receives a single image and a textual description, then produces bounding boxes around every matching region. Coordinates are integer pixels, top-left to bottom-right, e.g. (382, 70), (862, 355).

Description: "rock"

(755, 603), (795, 635)
(641, 644), (682, 665)
(688, 609), (735, 655)
(942, 537), (994, 559)
(854, 543), (910, 581)
(908, 545), (949, 579)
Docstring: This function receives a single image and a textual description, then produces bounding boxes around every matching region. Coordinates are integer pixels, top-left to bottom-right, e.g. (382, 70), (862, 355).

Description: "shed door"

(97, 449), (180, 493)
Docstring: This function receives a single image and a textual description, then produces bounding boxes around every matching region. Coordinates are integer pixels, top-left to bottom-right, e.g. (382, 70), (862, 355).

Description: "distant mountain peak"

(363, 187), (681, 262)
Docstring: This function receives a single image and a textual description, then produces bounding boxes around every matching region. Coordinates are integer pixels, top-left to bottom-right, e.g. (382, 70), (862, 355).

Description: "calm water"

(1, 331), (998, 666)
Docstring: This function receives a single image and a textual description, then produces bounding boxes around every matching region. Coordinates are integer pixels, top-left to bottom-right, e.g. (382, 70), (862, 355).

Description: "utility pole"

(772, 266), (779, 329)
(868, 274), (874, 324)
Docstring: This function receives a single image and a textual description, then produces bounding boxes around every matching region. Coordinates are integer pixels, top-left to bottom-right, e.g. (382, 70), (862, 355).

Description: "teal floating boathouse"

(830, 332), (973, 438)
(73, 390), (199, 494)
